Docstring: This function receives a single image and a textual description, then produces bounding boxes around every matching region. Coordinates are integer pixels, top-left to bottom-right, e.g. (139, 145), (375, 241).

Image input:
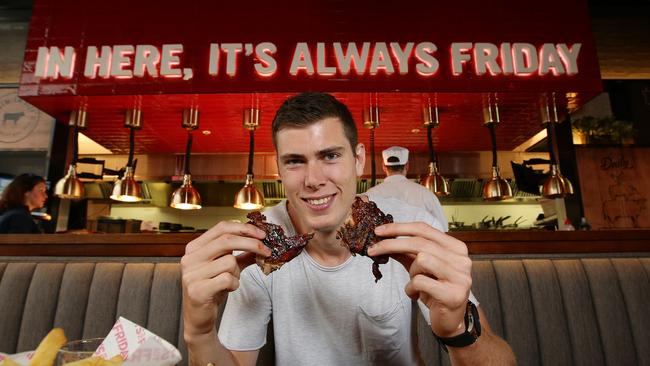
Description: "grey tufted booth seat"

(1, 254), (649, 365)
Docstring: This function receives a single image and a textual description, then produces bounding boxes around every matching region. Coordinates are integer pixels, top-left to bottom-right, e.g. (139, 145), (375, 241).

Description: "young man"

(181, 93), (515, 365)
(366, 146), (449, 232)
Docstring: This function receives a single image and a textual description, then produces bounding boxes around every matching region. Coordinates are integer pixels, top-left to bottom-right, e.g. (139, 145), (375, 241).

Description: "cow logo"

(602, 170), (647, 228)
(0, 93), (41, 143)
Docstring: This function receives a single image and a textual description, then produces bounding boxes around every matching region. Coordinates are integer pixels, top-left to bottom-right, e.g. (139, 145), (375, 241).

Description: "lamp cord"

(546, 123), (558, 165)
(370, 128), (376, 187)
(427, 124), (437, 164)
(488, 124), (498, 167)
(72, 125), (79, 165)
(184, 132), (193, 175)
(127, 127), (135, 168)
(247, 130), (254, 176)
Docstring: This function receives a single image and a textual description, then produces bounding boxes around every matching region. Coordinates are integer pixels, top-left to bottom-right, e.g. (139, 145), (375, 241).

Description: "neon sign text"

(34, 41), (582, 81)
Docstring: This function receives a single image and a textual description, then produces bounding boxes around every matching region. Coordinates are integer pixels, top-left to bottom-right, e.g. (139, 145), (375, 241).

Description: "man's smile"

(302, 193), (337, 210)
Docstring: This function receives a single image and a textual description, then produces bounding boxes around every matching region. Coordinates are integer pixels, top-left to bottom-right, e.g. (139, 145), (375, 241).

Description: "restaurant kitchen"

(2, 0), (628, 234)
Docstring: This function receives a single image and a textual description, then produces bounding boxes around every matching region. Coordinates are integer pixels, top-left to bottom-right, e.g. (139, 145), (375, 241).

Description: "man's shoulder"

(366, 195), (440, 227)
(261, 200), (295, 234)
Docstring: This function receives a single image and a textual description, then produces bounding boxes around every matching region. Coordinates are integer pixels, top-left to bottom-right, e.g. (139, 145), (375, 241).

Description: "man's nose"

(304, 162), (326, 189)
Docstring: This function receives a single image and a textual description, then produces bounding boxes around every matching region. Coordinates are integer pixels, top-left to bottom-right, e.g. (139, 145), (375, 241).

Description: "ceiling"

(27, 92), (596, 155)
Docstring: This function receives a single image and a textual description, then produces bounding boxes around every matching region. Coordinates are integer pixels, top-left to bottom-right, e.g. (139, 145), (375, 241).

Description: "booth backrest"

(1, 255), (649, 365)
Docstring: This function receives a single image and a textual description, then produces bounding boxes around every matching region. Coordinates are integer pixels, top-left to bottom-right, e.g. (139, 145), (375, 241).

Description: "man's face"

(276, 117), (365, 233)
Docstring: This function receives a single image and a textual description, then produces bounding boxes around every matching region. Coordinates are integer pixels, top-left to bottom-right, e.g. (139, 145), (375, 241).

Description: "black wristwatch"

(434, 301), (481, 352)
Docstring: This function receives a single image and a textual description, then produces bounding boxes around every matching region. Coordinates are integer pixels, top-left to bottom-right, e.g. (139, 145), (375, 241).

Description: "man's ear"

(404, 162), (409, 174)
(382, 165), (389, 176)
(275, 155), (283, 179)
(355, 143), (366, 176)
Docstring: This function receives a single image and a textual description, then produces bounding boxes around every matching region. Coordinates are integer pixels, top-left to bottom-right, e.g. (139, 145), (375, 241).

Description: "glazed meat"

(247, 211), (314, 275)
(337, 197), (393, 282)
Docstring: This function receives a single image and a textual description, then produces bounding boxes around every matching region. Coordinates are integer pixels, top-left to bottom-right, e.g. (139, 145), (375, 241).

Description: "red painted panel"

(21, 92), (591, 154)
(21, 0), (600, 97)
(18, 0), (601, 154)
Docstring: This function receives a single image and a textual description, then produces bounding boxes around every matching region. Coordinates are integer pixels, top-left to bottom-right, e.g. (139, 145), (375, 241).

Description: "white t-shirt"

(365, 175), (449, 232)
(218, 195), (473, 365)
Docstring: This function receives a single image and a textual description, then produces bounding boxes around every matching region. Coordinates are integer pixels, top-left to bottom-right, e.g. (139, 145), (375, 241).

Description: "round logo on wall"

(0, 93), (41, 143)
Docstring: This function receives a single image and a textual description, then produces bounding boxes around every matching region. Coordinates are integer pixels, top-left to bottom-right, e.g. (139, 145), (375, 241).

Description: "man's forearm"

(448, 332), (516, 366)
(186, 330), (239, 366)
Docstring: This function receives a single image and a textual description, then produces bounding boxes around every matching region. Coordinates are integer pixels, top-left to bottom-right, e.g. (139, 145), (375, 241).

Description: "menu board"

(576, 146), (650, 229)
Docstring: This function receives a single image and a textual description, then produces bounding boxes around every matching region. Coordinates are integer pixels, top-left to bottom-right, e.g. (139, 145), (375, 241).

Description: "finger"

(405, 274), (470, 310)
(186, 221), (266, 254)
(409, 252), (472, 287)
(186, 272), (240, 305)
(187, 234), (271, 267)
(184, 254), (241, 286)
(387, 252), (416, 272)
(375, 222), (467, 254)
(368, 236), (437, 258)
(235, 251), (258, 270)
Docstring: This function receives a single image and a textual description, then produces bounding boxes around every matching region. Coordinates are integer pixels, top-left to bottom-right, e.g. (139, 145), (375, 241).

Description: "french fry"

(106, 355), (124, 365)
(29, 328), (67, 366)
(1, 358), (22, 366)
(60, 357), (102, 366)
(63, 356), (123, 366)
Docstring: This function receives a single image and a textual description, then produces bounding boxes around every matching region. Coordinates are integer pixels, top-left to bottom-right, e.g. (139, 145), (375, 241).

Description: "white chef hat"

(382, 146), (409, 166)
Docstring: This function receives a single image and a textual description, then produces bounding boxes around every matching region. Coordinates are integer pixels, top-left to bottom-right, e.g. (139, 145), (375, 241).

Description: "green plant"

(571, 116), (635, 145)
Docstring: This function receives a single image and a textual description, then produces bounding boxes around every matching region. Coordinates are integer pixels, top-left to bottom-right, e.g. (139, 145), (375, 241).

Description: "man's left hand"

(367, 222), (472, 338)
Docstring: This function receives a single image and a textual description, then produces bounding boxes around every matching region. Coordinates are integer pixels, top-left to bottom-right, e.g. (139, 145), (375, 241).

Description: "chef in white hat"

(366, 146), (448, 231)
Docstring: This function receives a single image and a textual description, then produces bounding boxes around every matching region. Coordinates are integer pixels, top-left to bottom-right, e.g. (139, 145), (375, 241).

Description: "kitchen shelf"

(440, 197), (541, 205)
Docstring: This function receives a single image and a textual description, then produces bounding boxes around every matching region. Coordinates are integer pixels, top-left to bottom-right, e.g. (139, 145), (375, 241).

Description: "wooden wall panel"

(575, 147), (650, 229)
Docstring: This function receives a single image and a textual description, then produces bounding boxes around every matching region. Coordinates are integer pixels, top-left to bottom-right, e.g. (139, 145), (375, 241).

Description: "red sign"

(20, 0), (601, 98)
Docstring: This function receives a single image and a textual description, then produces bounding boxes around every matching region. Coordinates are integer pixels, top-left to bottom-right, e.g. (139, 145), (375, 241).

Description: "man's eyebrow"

(279, 153), (306, 162)
(316, 146), (346, 157)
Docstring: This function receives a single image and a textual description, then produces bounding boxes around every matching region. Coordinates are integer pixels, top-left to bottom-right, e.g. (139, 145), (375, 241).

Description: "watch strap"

(434, 301), (481, 351)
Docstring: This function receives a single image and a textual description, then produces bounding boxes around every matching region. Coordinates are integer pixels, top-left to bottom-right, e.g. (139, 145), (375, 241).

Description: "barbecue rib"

(337, 197), (393, 282)
(247, 211), (314, 275)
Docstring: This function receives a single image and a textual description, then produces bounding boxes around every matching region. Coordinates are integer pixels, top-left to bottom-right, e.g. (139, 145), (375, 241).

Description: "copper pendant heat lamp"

(54, 108), (87, 199)
(234, 100), (265, 210)
(111, 109), (143, 202)
(420, 95), (450, 197)
(363, 93), (380, 187)
(540, 93), (574, 198)
(482, 94), (513, 201)
(171, 108), (202, 210)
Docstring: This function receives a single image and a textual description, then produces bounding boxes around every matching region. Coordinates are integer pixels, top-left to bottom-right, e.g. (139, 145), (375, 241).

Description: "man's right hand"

(181, 220), (270, 341)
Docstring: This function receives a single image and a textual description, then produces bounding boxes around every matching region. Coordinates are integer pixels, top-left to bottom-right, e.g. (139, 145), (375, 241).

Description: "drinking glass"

(55, 338), (104, 365)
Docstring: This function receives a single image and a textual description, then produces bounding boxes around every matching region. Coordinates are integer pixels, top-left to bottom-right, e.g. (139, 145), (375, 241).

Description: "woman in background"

(0, 173), (48, 234)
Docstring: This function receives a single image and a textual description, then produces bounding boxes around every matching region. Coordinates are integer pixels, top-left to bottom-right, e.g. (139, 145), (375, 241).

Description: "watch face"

(468, 301), (481, 337)
(0, 93), (41, 143)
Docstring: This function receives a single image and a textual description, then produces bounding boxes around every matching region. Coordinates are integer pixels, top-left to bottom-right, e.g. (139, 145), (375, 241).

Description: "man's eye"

(324, 152), (340, 161)
(285, 159), (304, 166)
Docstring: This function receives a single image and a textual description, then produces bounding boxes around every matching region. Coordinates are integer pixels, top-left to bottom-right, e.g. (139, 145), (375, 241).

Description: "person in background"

(366, 146), (449, 231)
(181, 93), (515, 365)
(0, 173), (47, 234)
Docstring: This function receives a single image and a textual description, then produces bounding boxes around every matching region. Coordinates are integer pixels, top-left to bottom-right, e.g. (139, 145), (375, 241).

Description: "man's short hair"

(386, 164), (406, 173)
(272, 92), (358, 150)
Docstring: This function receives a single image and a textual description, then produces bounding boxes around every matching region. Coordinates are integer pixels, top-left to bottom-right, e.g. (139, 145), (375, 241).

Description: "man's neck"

(305, 231), (351, 266)
(286, 200), (351, 267)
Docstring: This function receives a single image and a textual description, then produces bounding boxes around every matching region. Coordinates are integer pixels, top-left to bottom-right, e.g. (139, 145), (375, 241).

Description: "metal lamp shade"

(542, 164), (573, 198)
(563, 175), (575, 195)
(421, 162), (450, 197)
(171, 174), (202, 210)
(483, 166), (513, 201)
(234, 174), (265, 210)
(110, 166), (142, 202)
(54, 164), (85, 199)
